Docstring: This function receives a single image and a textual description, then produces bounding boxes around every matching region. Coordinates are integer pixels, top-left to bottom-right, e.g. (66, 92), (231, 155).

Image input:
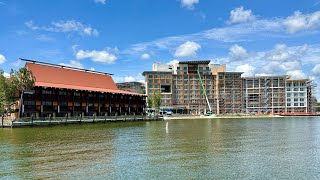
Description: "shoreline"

(163, 114), (320, 120)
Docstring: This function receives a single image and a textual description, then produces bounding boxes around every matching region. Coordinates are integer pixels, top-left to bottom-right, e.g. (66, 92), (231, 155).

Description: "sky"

(0, 0), (320, 98)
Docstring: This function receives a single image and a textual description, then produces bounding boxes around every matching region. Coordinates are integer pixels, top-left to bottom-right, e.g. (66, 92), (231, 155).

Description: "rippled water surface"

(1, 117), (320, 179)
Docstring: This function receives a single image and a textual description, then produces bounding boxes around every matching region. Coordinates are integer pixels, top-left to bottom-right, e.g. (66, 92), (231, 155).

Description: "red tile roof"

(26, 63), (145, 96)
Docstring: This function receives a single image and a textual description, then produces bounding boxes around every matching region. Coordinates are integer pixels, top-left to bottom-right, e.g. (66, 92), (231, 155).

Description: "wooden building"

(19, 60), (146, 118)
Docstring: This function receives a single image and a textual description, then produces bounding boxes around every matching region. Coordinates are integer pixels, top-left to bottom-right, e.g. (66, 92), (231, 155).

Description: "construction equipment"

(197, 70), (212, 115)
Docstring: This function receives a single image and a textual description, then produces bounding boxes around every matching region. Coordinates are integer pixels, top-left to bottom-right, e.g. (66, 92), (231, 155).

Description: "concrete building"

(143, 61), (315, 115)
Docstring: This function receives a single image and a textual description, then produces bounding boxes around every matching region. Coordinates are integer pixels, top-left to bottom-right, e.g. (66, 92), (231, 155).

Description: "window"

(294, 88), (299, 91)
(74, 92), (81, 96)
(294, 98), (298, 102)
(294, 103), (298, 106)
(287, 98), (291, 102)
(161, 85), (171, 93)
(59, 91), (67, 95)
(149, 80), (153, 83)
(300, 103), (305, 106)
(24, 100), (35, 105)
(300, 88), (304, 91)
(177, 67), (180, 70)
(300, 98), (304, 102)
(148, 75), (153, 78)
(184, 67), (187, 70)
(149, 85), (153, 88)
(74, 102), (81, 106)
(154, 75), (158, 78)
(42, 101), (52, 106)
(287, 93), (291, 97)
(60, 101), (68, 106)
(42, 90), (52, 94)
(287, 103), (291, 107)
(300, 93), (305, 96)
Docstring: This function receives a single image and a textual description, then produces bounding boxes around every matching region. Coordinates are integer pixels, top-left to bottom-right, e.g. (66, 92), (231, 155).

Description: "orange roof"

(26, 62), (145, 96)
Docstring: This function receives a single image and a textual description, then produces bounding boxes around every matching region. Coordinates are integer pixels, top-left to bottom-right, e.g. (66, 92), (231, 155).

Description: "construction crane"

(197, 70), (212, 115)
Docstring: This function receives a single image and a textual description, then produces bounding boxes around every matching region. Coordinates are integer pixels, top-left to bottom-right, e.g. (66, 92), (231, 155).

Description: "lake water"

(1, 117), (320, 179)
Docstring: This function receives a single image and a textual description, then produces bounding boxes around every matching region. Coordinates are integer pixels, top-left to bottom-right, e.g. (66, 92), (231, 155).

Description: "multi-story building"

(242, 76), (287, 114)
(16, 60), (146, 118)
(143, 61), (315, 115)
(116, 82), (145, 94)
(286, 79), (310, 113)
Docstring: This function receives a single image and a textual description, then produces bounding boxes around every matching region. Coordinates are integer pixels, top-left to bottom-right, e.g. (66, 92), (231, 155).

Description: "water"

(1, 117), (320, 179)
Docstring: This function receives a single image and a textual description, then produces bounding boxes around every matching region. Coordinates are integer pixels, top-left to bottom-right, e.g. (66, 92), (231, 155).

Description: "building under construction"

(143, 61), (315, 115)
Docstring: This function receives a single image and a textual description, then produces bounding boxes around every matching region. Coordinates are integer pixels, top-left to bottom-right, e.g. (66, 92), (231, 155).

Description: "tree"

(152, 91), (161, 113)
(0, 70), (16, 115)
(10, 67), (36, 118)
(147, 96), (153, 108)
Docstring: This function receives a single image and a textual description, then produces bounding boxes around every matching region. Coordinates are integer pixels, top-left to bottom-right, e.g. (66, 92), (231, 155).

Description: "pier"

(1, 115), (162, 128)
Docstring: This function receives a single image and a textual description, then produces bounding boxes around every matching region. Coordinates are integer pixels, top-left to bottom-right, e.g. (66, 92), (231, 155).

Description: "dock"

(1, 115), (162, 128)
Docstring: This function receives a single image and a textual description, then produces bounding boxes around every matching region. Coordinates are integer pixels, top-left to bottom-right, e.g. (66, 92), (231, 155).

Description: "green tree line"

(0, 67), (35, 116)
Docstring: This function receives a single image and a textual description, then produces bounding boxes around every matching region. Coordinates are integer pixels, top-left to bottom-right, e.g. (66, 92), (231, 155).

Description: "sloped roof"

(26, 62), (145, 96)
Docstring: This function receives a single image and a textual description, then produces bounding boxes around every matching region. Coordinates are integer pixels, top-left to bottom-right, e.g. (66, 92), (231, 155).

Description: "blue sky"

(1, 0), (320, 97)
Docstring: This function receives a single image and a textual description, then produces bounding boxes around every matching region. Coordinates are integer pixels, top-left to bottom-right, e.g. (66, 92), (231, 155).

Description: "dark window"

(60, 101), (68, 106)
(161, 85), (171, 93)
(42, 90), (52, 94)
(74, 102), (81, 106)
(24, 100), (35, 105)
(42, 101), (52, 106)
(74, 92), (81, 96)
(59, 91), (67, 95)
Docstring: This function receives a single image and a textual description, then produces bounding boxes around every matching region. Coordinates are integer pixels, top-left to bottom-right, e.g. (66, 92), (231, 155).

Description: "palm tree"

(10, 67), (36, 118)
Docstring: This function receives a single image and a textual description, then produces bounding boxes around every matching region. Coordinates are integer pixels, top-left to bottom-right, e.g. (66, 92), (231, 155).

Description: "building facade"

(116, 82), (145, 94)
(143, 61), (314, 115)
(18, 60), (146, 118)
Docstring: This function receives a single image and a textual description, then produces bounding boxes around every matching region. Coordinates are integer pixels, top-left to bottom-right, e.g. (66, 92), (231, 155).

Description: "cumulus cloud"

(287, 70), (307, 79)
(174, 41), (201, 57)
(94, 0), (106, 5)
(228, 6), (256, 24)
(312, 64), (320, 76)
(180, 0), (199, 9)
(113, 74), (144, 83)
(235, 64), (255, 77)
(76, 49), (117, 64)
(25, 20), (99, 36)
(140, 53), (150, 59)
(283, 11), (320, 34)
(0, 54), (5, 64)
(229, 44), (248, 61)
(59, 60), (84, 69)
(167, 59), (179, 65)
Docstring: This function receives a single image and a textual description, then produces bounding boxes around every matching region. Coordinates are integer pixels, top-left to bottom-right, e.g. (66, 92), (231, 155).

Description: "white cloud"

(25, 20), (99, 36)
(167, 60), (179, 65)
(235, 64), (255, 77)
(228, 6), (256, 24)
(113, 74), (144, 83)
(94, 0), (106, 5)
(287, 70), (307, 79)
(174, 41), (201, 57)
(0, 54), (6, 64)
(59, 60), (84, 69)
(283, 11), (320, 34)
(229, 44), (248, 61)
(76, 49), (117, 64)
(140, 53), (150, 59)
(3, 72), (10, 78)
(312, 64), (320, 76)
(180, 0), (199, 9)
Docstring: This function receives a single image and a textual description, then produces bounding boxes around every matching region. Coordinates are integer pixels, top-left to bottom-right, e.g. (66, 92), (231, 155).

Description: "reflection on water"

(1, 118), (320, 179)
